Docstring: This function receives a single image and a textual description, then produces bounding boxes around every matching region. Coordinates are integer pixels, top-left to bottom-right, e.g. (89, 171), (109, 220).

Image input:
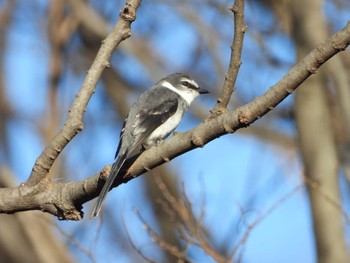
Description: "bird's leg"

(155, 138), (164, 146)
(140, 138), (164, 153)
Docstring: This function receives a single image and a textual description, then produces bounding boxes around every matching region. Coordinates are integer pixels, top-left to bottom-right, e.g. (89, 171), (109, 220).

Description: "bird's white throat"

(161, 81), (198, 105)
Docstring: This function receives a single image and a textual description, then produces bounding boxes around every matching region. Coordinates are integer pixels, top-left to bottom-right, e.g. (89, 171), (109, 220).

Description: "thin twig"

(135, 208), (189, 262)
(42, 218), (97, 263)
(123, 209), (157, 263)
(303, 175), (350, 224)
(154, 175), (229, 263)
(229, 183), (304, 260)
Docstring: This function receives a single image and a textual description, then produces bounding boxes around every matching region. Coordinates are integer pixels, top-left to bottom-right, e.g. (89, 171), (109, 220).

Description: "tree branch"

(0, 0), (142, 220)
(26, 0), (141, 187)
(214, 0), (246, 111)
(121, 21), (350, 180)
(0, 10), (349, 220)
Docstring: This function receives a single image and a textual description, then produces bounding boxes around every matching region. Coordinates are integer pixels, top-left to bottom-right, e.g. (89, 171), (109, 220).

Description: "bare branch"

(230, 183), (304, 260)
(124, 213), (157, 263)
(26, 0), (141, 187)
(135, 209), (189, 262)
(214, 0), (246, 111)
(302, 175), (350, 224)
(0, 0), (142, 220)
(0, 11), (349, 220)
(49, 220), (97, 263)
(137, 177), (229, 263)
(121, 21), (350, 180)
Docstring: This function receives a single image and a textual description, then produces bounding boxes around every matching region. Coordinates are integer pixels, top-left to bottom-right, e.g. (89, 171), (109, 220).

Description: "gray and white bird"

(91, 73), (208, 218)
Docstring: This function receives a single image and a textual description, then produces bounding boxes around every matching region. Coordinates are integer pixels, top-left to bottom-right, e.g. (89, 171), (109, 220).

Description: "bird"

(90, 73), (209, 218)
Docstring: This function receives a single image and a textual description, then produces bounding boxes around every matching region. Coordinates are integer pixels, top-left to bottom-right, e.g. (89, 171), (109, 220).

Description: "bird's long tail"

(90, 154), (126, 218)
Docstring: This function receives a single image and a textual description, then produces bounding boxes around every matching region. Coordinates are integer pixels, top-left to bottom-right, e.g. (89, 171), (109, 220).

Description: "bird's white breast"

(143, 107), (184, 148)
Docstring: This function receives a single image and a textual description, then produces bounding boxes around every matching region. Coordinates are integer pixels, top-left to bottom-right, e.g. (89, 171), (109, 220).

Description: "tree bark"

(291, 0), (350, 262)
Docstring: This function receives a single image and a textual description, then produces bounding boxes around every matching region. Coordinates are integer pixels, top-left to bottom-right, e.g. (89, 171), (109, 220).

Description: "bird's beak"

(198, 87), (209, 94)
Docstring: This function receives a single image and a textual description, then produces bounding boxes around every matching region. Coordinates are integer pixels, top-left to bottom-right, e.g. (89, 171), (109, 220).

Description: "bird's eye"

(182, 81), (189, 86)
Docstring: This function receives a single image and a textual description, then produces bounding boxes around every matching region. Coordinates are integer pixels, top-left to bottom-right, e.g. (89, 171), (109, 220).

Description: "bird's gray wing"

(112, 90), (180, 182)
(115, 98), (179, 158)
(127, 98), (178, 153)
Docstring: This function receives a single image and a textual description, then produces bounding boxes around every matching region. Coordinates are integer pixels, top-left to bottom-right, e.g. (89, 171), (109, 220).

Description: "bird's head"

(159, 73), (209, 104)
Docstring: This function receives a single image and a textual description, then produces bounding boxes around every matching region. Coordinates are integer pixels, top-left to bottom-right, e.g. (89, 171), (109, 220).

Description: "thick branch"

(26, 0), (141, 186)
(0, 21), (348, 220)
